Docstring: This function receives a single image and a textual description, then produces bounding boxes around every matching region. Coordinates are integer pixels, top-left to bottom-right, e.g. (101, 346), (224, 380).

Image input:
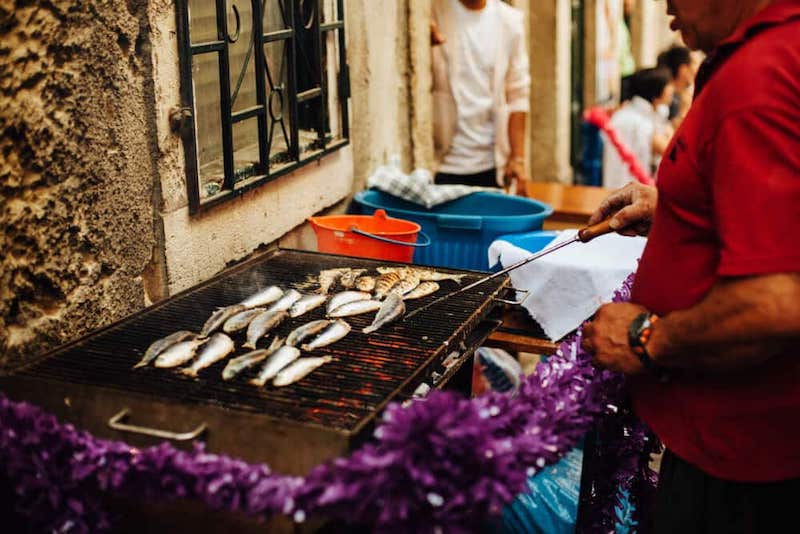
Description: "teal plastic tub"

(352, 190), (553, 271)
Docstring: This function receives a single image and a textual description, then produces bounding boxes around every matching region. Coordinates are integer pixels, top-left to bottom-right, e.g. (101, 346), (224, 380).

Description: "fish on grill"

(354, 275), (376, 292)
(301, 319), (351, 351)
(373, 272), (401, 299)
(222, 336), (283, 380)
(338, 268), (367, 289)
(327, 299), (382, 318)
(317, 268), (350, 294)
(266, 288), (303, 313)
(273, 356), (334, 387)
(402, 281), (440, 300)
(181, 333), (236, 377)
(326, 291), (372, 315)
(249, 345), (301, 386)
(289, 294), (328, 318)
(200, 304), (248, 337)
(363, 293), (405, 334)
(377, 266), (466, 283)
(222, 308), (266, 333)
(154, 337), (209, 368)
(286, 319), (331, 347)
(238, 286), (284, 308)
(134, 330), (197, 369)
(389, 272), (421, 296)
(243, 310), (288, 349)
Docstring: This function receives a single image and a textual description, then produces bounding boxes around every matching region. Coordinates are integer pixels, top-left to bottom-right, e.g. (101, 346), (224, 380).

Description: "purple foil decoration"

(0, 273), (657, 533)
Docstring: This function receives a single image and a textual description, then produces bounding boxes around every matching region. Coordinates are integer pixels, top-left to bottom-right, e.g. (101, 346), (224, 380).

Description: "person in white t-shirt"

(431, 0), (531, 196)
(603, 67), (675, 190)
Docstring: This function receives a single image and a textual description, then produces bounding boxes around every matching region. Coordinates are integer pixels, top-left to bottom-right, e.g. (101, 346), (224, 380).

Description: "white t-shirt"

(602, 96), (659, 189)
(438, 0), (499, 175)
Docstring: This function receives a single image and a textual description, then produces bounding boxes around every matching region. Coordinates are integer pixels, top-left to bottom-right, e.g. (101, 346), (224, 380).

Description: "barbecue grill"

(0, 250), (509, 488)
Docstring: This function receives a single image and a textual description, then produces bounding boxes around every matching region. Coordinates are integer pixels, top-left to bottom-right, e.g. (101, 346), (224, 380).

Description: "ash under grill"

(6, 250), (507, 441)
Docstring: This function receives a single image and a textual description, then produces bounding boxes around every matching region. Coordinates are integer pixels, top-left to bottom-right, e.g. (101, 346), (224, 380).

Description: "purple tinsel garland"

(0, 274), (657, 533)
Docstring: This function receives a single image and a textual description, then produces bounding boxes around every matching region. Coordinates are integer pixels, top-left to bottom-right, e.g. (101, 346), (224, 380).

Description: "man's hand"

(430, 21), (446, 46)
(582, 303), (649, 375)
(588, 182), (658, 236)
(504, 158), (528, 197)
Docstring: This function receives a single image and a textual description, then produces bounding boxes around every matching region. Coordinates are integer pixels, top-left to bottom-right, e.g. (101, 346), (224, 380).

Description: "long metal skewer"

(404, 219), (614, 320)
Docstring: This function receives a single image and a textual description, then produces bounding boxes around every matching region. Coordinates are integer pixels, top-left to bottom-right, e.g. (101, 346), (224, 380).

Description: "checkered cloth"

(366, 164), (495, 208)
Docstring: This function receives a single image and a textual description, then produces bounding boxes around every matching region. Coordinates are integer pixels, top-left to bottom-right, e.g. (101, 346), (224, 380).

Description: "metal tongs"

(404, 219), (615, 320)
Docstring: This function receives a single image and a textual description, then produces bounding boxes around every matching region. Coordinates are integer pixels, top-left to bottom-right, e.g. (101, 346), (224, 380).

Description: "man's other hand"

(588, 182), (657, 236)
(582, 303), (649, 375)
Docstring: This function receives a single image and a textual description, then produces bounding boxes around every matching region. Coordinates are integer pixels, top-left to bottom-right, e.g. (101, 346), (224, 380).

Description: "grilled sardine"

(327, 299), (382, 318)
(243, 310), (288, 349)
(286, 319), (331, 347)
(200, 304), (248, 337)
(338, 268), (367, 289)
(222, 336), (283, 380)
(249, 345), (301, 386)
(134, 330), (197, 369)
(318, 268), (350, 294)
(373, 272), (401, 299)
(389, 272), (421, 296)
(154, 337), (208, 368)
(265, 289), (303, 313)
(402, 281), (440, 300)
(181, 333), (235, 377)
(222, 308), (266, 333)
(326, 291), (372, 315)
(238, 286), (284, 308)
(377, 266), (466, 283)
(289, 294), (328, 318)
(363, 293), (405, 334)
(354, 275), (376, 292)
(301, 319), (351, 351)
(273, 356), (333, 387)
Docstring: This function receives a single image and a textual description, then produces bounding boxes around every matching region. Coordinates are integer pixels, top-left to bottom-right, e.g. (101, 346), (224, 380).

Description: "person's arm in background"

(505, 112), (528, 194)
(504, 12), (531, 197)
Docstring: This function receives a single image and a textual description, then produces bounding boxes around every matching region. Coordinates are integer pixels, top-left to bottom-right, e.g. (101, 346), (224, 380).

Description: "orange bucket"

(308, 209), (429, 262)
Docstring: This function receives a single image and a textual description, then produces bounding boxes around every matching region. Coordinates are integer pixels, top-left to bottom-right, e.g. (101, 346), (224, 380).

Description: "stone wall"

(0, 0), (165, 367)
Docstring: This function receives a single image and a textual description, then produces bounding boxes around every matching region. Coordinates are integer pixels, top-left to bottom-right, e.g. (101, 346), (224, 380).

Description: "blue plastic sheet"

(500, 448), (583, 534)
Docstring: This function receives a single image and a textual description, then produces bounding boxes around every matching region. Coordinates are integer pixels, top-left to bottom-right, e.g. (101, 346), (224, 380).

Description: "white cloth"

(488, 231), (647, 341)
(438, 0), (498, 175)
(366, 157), (495, 208)
(602, 96), (659, 189)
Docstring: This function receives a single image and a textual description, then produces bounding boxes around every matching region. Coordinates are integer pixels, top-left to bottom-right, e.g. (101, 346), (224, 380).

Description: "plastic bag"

(499, 448), (582, 534)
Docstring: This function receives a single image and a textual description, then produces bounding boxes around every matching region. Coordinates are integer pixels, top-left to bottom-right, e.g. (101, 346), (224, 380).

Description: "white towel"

(488, 231), (646, 341)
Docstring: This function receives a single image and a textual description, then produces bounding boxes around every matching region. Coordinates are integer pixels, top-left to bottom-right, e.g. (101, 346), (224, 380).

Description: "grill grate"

(15, 250), (507, 432)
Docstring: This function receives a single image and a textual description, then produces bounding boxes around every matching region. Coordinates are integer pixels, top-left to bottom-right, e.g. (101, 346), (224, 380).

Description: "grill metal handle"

(493, 287), (530, 306)
(108, 408), (207, 441)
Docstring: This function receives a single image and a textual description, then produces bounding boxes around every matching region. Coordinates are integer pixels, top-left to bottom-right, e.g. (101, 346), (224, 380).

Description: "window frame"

(175, 0), (350, 214)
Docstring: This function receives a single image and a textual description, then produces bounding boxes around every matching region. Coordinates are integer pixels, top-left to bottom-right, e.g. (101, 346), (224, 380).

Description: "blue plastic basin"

(352, 190), (553, 271)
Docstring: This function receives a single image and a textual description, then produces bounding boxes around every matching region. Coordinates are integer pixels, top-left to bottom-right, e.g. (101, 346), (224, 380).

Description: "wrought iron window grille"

(175, 0), (350, 214)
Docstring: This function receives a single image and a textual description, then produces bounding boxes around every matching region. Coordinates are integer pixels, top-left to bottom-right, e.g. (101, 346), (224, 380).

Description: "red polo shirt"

(630, 1), (800, 482)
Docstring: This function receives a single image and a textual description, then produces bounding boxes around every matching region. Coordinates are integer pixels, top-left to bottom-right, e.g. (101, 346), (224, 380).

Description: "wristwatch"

(628, 312), (664, 375)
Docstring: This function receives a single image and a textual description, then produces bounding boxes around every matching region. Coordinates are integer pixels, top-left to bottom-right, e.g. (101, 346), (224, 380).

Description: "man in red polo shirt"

(582, 0), (800, 531)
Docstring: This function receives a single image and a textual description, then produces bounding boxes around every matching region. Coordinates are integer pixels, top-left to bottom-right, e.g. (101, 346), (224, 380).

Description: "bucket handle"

(349, 227), (431, 248)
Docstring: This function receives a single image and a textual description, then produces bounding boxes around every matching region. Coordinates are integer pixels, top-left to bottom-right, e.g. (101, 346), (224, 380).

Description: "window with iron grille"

(175, 0), (349, 214)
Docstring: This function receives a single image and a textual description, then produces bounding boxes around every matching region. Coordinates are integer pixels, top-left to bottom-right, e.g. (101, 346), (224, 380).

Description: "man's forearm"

(508, 112), (526, 159)
(649, 273), (800, 371)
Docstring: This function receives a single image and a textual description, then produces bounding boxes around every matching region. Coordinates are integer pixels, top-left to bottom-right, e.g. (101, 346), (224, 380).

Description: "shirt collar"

(695, 1), (800, 97)
(717, 0), (800, 49)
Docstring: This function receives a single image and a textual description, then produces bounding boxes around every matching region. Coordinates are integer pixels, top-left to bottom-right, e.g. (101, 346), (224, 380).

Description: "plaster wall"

(0, 1), (163, 367)
(152, 0), (419, 292)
